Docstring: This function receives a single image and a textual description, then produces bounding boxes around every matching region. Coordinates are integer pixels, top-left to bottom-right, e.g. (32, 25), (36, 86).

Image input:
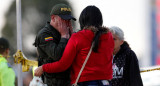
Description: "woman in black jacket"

(109, 26), (143, 86)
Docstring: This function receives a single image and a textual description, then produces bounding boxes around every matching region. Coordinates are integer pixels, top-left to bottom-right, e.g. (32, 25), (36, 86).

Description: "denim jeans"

(77, 80), (111, 86)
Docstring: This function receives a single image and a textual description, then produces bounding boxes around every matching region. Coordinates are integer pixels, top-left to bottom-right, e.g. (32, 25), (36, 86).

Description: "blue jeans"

(77, 80), (111, 86)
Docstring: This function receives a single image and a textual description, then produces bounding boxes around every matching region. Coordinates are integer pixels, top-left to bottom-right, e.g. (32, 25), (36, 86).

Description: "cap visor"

(59, 15), (76, 21)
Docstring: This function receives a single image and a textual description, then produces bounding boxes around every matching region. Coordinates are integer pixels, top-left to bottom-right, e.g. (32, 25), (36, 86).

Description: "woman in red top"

(35, 5), (114, 86)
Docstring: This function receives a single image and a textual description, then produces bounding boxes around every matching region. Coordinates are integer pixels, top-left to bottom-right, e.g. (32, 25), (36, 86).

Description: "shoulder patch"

(45, 37), (53, 41)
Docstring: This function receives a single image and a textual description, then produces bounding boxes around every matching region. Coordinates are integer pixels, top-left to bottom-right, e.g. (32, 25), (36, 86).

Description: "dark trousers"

(78, 80), (111, 86)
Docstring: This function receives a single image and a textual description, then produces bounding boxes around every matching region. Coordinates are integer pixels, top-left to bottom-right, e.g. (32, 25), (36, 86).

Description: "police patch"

(45, 37), (53, 41)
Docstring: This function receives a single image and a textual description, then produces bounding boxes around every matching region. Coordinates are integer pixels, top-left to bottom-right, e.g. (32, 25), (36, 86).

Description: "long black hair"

(79, 5), (106, 52)
(79, 5), (103, 29)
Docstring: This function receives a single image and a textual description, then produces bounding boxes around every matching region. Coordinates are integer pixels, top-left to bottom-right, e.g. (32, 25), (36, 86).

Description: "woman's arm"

(35, 37), (77, 76)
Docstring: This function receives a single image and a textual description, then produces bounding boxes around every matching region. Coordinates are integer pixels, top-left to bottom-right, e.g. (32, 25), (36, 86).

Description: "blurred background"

(0, 0), (160, 86)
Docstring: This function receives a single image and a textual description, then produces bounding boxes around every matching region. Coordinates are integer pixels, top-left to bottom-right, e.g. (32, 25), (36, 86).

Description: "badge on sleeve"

(45, 37), (53, 41)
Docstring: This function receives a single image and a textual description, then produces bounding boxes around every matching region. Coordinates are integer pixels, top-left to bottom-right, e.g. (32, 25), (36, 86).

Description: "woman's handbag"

(72, 42), (94, 86)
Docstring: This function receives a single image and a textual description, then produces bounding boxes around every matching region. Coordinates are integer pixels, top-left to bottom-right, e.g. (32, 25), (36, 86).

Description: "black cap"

(0, 37), (9, 49)
(50, 4), (76, 21)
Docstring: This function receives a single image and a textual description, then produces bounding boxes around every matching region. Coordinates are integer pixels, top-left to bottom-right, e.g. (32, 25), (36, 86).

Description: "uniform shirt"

(42, 29), (114, 84)
(0, 55), (15, 86)
(34, 22), (70, 85)
(110, 41), (143, 86)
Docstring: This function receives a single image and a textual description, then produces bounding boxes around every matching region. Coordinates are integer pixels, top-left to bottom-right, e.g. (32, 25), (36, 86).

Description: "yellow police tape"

(140, 67), (160, 73)
(13, 50), (38, 72)
(13, 50), (160, 73)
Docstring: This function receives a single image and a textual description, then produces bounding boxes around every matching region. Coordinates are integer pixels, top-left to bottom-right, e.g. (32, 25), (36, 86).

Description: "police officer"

(34, 4), (76, 86)
(0, 37), (16, 86)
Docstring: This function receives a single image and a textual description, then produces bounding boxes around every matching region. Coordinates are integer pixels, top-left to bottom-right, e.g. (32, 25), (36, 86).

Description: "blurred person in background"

(34, 5), (114, 86)
(0, 37), (15, 86)
(109, 26), (143, 86)
(33, 3), (76, 86)
(23, 70), (33, 86)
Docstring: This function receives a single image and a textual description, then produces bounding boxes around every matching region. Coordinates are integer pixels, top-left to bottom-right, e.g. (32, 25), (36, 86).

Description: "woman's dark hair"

(79, 5), (103, 29)
(79, 5), (105, 52)
(0, 37), (9, 54)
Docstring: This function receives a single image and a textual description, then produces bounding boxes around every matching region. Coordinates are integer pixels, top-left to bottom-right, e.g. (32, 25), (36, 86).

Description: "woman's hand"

(34, 66), (43, 77)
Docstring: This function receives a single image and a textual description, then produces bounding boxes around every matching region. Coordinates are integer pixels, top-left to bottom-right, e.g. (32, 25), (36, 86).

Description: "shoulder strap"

(73, 42), (94, 86)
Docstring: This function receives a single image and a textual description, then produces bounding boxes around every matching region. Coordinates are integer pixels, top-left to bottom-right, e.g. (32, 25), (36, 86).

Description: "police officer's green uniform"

(34, 22), (70, 86)
(34, 4), (76, 86)
(0, 55), (15, 86)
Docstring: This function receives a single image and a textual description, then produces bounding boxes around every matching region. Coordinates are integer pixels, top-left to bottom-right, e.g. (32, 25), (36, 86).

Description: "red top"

(43, 29), (114, 84)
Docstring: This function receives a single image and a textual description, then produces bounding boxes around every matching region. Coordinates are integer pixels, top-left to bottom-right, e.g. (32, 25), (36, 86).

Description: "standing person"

(109, 26), (143, 86)
(34, 5), (114, 86)
(33, 4), (76, 86)
(0, 37), (16, 86)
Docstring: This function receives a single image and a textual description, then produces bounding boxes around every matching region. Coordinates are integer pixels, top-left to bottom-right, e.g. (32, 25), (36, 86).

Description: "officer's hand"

(56, 17), (71, 38)
(61, 20), (73, 38)
(68, 21), (73, 36)
(34, 66), (43, 77)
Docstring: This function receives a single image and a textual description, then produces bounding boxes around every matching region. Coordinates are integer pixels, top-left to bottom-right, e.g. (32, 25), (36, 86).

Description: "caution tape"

(140, 67), (160, 73)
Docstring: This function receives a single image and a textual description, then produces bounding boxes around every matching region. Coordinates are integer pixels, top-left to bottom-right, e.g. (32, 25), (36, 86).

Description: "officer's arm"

(38, 33), (68, 61)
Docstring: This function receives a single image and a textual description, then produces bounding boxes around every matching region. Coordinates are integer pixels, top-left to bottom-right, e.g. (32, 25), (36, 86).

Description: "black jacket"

(34, 22), (70, 86)
(110, 41), (143, 86)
